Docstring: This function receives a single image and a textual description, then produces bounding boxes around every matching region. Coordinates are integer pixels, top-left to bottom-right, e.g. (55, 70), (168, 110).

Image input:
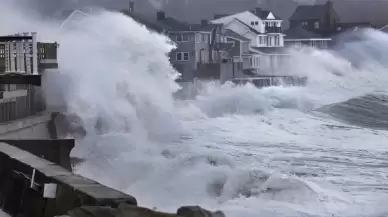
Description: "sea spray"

(3, 1), (388, 217)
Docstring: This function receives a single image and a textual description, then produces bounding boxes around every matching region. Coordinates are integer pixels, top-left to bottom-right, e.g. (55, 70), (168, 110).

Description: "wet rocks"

(177, 206), (225, 217)
(66, 204), (226, 217)
(116, 204), (179, 217)
(68, 206), (116, 217)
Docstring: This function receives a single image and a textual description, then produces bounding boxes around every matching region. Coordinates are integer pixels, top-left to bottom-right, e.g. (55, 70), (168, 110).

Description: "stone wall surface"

(65, 204), (225, 217)
(0, 113), (52, 139)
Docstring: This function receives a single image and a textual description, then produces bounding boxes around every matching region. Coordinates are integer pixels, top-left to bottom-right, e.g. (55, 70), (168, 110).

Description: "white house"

(211, 9), (287, 75)
(211, 10), (284, 48)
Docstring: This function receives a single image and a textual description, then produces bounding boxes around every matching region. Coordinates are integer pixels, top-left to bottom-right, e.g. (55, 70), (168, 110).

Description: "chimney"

(254, 7), (262, 16)
(129, 1), (134, 12)
(201, 19), (208, 26)
(325, 0), (334, 31)
(157, 11), (166, 21)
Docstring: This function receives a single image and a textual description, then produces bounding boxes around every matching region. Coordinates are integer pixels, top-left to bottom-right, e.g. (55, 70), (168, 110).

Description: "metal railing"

(0, 85), (45, 123)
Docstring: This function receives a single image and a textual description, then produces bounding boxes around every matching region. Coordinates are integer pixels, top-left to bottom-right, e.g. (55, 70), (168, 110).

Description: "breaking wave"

(2, 1), (388, 217)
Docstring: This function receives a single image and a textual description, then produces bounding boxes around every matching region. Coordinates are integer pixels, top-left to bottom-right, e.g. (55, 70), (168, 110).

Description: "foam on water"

(2, 1), (388, 217)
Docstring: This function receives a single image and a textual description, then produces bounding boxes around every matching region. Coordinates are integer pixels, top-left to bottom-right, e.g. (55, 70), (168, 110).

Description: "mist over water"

(2, 1), (388, 217)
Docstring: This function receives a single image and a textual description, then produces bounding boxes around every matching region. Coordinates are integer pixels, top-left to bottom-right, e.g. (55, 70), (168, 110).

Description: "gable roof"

(122, 10), (170, 33)
(225, 29), (250, 41)
(214, 14), (230, 19)
(380, 24), (388, 33)
(226, 18), (261, 35)
(283, 25), (324, 39)
(289, 4), (327, 21)
(125, 11), (220, 33)
(251, 8), (282, 20)
(211, 11), (263, 33)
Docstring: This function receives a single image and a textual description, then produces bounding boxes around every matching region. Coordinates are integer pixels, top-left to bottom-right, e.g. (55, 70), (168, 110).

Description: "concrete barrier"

(0, 142), (137, 217)
(0, 112), (52, 139)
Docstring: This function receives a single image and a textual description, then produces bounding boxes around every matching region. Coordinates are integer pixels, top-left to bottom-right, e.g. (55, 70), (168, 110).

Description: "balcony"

(265, 26), (282, 34)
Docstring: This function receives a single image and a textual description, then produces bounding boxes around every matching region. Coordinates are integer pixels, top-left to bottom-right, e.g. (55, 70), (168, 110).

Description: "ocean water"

(2, 2), (388, 217)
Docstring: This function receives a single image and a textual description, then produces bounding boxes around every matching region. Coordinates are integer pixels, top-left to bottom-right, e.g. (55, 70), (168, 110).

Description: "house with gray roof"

(289, 1), (339, 37)
(283, 25), (331, 49)
(123, 2), (233, 82)
(155, 13), (233, 81)
(210, 9), (288, 76)
(289, 0), (374, 39)
(287, 0), (375, 49)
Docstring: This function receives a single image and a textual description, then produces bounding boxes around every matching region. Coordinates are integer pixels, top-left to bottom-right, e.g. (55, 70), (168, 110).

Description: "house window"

(302, 21), (308, 27)
(176, 34), (189, 42)
(314, 21), (320, 29)
(176, 52), (189, 61)
(255, 21), (259, 25)
(196, 33), (201, 43)
(275, 37), (280, 46)
(268, 37), (272, 46)
(202, 34), (208, 43)
(251, 21), (255, 25)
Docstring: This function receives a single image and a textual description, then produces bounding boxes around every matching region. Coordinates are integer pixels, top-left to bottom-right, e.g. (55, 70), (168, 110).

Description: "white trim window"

(196, 33), (201, 43)
(176, 52), (189, 61)
(202, 34), (208, 43)
(275, 37), (280, 46)
(177, 34), (189, 42)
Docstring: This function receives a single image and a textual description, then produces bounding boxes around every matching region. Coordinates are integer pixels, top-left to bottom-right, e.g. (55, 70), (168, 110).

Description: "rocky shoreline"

(60, 204), (225, 217)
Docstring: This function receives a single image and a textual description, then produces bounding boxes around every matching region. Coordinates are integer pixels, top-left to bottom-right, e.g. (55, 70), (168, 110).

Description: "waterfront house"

(289, 0), (339, 37)
(154, 12), (232, 82)
(124, 2), (234, 82)
(287, 0), (375, 48)
(210, 8), (288, 75)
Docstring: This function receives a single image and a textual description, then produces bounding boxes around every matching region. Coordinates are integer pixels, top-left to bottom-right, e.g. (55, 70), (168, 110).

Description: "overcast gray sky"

(15, 0), (388, 28)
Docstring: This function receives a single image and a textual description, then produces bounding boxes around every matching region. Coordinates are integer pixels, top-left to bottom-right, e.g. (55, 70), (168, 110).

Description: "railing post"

(31, 32), (38, 75)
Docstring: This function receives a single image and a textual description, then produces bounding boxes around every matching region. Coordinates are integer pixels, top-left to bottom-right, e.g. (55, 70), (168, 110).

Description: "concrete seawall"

(0, 112), (226, 217)
(0, 141), (225, 217)
(0, 113), (52, 139)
